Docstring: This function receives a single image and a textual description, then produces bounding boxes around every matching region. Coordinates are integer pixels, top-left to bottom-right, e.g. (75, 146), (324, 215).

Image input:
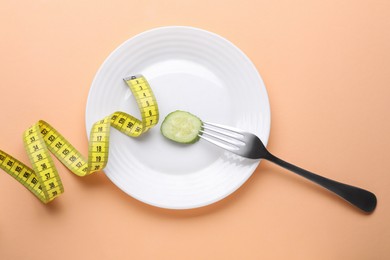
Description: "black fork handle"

(264, 152), (377, 213)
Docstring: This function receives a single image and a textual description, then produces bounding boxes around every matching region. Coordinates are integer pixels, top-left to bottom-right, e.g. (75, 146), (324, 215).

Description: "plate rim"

(85, 26), (271, 209)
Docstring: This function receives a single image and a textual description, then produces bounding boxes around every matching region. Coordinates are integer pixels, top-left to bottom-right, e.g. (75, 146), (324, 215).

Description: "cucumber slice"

(161, 110), (203, 144)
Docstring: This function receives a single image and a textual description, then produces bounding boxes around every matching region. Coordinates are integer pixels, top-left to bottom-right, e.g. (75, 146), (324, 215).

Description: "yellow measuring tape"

(0, 75), (158, 203)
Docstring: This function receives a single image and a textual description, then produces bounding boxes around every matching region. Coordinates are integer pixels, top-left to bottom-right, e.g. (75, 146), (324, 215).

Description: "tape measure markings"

(0, 75), (158, 203)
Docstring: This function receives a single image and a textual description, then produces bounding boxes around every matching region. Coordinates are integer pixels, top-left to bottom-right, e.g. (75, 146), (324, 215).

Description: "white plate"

(85, 26), (271, 209)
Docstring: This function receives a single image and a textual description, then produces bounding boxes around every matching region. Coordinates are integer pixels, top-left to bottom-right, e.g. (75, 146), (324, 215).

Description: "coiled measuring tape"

(0, 75), (158, 203)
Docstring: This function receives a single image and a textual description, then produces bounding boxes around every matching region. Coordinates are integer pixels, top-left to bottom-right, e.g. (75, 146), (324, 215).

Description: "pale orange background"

(0, 1), (389, 259)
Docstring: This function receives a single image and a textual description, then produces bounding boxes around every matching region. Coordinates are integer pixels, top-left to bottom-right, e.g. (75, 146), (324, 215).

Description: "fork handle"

(264, 153), (377, 213)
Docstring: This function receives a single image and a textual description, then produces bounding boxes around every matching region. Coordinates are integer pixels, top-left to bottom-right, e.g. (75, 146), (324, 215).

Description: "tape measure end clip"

(123, 74), (142, 82)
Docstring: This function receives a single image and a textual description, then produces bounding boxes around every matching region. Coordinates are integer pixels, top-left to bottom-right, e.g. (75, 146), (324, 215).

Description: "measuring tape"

(0, 75), (158, 203)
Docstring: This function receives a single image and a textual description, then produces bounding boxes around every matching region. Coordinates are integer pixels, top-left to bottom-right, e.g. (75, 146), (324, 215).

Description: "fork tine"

(199, 122), (247, 152)
(199, 129), (243, 148)
(203, 122), (244, 136)
(201, 123), (245, 145)
(198, 133), (240, 152)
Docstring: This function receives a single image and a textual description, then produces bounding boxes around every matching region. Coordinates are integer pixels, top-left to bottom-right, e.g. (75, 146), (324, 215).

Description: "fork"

(199, 122), (377, 213)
